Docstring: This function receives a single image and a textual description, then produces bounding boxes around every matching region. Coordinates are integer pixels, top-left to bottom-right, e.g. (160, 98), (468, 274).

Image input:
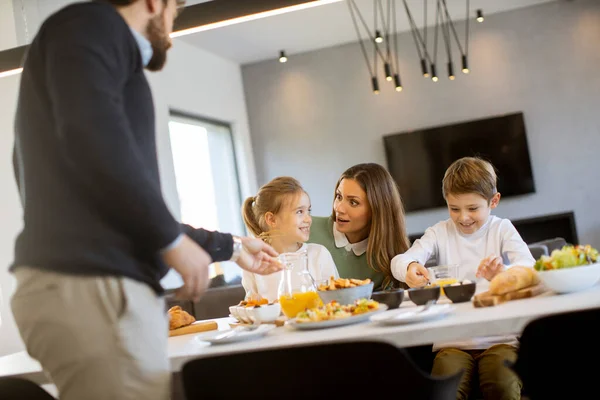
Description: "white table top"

(3, 283), (600, 384)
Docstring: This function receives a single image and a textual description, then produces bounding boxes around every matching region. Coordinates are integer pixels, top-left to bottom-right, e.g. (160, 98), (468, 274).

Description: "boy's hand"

(406, 262), (430, 288)
(476, 255), (505, 281)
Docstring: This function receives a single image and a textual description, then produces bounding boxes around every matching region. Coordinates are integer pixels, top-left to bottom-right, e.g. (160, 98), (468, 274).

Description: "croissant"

(168, 306), (196, 330)
(489, 266), (540, 295)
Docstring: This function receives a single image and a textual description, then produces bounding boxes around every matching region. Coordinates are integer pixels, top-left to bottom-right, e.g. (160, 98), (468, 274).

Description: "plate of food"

(369, 303), (455, 326)
(286, 299), (387, 330)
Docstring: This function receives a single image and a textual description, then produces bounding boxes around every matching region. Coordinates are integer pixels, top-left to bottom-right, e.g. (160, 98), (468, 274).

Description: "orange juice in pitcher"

(277, 249), (321, 318)
(279, 291), (323, 319)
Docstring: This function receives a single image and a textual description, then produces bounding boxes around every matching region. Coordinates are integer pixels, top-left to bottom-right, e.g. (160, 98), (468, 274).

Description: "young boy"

(391, 157), (535, 400)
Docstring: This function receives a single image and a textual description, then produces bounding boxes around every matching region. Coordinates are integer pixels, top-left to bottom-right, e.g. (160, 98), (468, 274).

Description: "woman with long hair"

(309, 163), (410, 290)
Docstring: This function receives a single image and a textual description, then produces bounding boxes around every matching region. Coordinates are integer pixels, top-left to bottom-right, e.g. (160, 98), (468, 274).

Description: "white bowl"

(247, 303), (281, 323)
(537, 263), (600, 294)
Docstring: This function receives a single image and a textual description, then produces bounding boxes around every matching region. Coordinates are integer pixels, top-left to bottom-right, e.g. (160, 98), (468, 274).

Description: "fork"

(417, 299), (436, 314)
(214, 315), (261, 340)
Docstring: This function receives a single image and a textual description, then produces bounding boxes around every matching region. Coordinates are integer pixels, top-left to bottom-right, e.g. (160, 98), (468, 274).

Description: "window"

(167, 112), (245, 284)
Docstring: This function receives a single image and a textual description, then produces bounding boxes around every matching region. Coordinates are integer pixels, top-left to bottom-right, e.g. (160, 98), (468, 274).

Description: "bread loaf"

(489, 266), (539, 295)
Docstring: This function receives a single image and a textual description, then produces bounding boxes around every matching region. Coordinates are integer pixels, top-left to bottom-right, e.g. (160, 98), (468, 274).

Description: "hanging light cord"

(423, 0), (428, 54)
(349, 0), (388, 63)
(348, 0), (375, 77)
(441, 0), (465, 56)
(373, 0), (378, 76)
(392, 0), (401, 76)
(403, 0), (433, 65)
(382, 0), (392, 65)
(465, 0), (470, 57)
(440, 0), (452, 64)
(433, 0), (440, 65)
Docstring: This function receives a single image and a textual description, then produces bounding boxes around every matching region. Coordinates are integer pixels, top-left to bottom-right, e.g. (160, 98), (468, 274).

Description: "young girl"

(241, 177), (339, 302)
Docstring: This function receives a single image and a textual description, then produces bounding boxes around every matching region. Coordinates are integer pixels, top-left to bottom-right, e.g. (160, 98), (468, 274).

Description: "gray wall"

(242, 0), (600, 247)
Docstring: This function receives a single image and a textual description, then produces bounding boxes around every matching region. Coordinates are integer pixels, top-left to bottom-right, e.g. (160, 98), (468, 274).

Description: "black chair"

(0, 377), (56, 400)
(509, 307), (600, 399)
(182, 341), (463, 399)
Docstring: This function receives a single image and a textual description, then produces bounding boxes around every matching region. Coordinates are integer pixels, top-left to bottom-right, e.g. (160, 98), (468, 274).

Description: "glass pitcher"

(277, 249), (322, 318)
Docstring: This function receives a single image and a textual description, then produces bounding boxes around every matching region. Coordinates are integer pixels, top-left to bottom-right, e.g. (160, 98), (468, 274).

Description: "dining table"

(2, 282), (600, 386)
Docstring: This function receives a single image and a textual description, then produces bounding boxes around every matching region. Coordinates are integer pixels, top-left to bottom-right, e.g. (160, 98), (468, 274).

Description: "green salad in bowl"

(534, 245), (599, 271)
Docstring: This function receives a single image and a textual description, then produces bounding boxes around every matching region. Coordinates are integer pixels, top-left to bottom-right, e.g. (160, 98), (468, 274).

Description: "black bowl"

(443, 282), (476, 303)
(407, 286), (441, 305)
(371, 289), (405, 309)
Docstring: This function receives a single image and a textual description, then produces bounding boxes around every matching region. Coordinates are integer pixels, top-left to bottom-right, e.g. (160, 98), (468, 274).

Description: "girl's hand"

(476, 255), (505, 281)
(406, 262), (430, 288)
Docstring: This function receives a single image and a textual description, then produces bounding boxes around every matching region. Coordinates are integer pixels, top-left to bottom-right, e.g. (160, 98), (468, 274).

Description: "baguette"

(489, 266), (539, 295)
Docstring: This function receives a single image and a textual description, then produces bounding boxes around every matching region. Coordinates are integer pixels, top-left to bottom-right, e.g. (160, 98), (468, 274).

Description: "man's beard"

(146, 12), (172, 71)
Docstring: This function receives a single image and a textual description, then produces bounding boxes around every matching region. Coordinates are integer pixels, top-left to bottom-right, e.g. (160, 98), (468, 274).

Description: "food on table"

(238, 298), (269, 307)
(426, 278), (459, 296)
(279, 291), (323, 318)
(295, 298), (380, 323)
(449, 279), (473, 286)
(317, 276), (372, 291)
(238, 291), (270, 308)
(489, 266), (540, 295)
(168, 306), (196, 330)
(534, 245), (599, 271)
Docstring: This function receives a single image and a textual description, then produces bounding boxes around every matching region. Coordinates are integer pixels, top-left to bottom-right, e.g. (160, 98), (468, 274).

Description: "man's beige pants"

(11, 267), (170, 400)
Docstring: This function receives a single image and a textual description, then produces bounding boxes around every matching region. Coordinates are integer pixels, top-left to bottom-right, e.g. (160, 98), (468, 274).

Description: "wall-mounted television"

(383, 112), (535, 213)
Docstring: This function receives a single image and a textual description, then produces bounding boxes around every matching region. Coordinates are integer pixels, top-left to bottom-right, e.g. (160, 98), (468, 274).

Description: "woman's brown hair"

(242, 177), (306, 242)
(331, 163), (410, 289)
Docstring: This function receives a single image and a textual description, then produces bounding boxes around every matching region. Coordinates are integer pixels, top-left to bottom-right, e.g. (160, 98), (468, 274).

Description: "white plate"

(194, 324), (276, 345)
(286, 304), (388, 330)
(369, 304), (454, 325)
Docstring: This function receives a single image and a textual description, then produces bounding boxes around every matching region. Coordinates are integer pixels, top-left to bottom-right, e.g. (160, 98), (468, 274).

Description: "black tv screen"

(383, 112), (535, 213)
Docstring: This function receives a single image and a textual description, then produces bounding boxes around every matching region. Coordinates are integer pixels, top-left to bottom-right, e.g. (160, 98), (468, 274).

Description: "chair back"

(527, 244), (548, 260)
(0, 377), (56, 400)
(182, 341), (462, 399)
(510, 307), (600, 399)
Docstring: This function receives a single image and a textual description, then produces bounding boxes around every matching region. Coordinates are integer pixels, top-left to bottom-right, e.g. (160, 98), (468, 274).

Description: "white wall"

(0, 20), (256, 355)
(150, 39), (258, 218)
(242, 0), (600, 247)
(151, 39), (258, 289)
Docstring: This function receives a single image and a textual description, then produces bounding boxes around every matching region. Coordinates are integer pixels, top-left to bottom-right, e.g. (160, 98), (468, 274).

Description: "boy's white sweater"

(392, 215), (536, 350)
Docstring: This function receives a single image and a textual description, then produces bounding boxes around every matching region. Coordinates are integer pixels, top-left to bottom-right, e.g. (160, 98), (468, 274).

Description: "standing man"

(10, 1), (281, 399)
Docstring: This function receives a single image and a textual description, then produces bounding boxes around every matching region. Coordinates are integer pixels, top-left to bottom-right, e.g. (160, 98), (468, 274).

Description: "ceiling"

(179, 0), (557, 65)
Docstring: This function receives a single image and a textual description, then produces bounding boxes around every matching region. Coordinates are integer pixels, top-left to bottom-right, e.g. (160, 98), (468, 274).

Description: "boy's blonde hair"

(442, 157), (498, 201)
(242, 177), (306, 241)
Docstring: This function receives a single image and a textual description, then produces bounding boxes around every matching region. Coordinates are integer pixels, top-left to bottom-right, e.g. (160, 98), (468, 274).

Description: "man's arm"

(181, 224), (234, 262)
(44, 16), (181, 251)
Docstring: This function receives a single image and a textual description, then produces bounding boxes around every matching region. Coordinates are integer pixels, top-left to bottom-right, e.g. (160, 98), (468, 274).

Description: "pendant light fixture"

(476, 9), (484, 23)
(344, 0), (477, 93)
(279, 50), (287, 63)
